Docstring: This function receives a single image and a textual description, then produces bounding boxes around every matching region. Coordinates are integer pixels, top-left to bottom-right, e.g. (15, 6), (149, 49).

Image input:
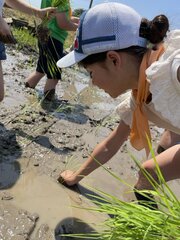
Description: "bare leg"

(43, 78), (59, 101)
(25, 71), (45, 88)
(157, 130), (180, 154)
(44, 78), (58, 92)
(135, 144), (180, 191)
(0, 61), (4, 102)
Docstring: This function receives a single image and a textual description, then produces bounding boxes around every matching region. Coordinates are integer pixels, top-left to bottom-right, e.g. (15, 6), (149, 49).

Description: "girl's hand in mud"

(38, 7), (57, 20)
(57, 170), (79, 187)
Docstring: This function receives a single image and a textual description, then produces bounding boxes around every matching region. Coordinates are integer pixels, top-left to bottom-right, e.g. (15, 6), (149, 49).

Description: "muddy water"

(0, 47), (179, 239)
(10, 169), (73, 229)
(0, 48), (127, 239)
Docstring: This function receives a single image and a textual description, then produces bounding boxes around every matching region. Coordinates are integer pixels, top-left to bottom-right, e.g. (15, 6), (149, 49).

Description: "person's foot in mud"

(24, 82), (35, 89)
(44, 89), (55, 101)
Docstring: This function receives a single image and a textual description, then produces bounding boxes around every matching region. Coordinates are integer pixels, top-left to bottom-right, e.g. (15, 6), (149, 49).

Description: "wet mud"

(0, 46), (179, 239)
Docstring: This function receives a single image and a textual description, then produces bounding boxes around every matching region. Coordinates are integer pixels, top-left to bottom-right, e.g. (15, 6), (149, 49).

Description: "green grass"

(12, 27), (38, 52)
(11, 25), (74, 54)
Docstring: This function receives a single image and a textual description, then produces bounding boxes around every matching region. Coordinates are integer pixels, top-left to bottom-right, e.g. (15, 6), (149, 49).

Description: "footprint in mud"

(0, 123), (22, 189)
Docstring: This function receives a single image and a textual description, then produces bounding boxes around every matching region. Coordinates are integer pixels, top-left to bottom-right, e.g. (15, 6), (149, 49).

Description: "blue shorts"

(0, 42), (6, 60)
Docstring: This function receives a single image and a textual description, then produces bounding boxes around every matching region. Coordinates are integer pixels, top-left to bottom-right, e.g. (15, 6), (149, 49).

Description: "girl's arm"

(58, 120), (130, 186)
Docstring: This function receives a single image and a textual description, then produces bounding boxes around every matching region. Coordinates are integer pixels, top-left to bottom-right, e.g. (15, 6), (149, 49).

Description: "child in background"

(0, 0), (56, 102)
(56, 3), (180, 204)
(25, 0), (79, 101)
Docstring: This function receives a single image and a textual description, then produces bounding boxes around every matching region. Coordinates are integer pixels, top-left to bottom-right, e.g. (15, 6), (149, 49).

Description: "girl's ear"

(106, 51), (122, 67)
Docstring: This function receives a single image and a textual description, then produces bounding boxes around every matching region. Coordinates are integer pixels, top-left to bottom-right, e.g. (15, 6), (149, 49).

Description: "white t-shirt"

(116, 30), (180, 134)
(0, 0), (5, 16)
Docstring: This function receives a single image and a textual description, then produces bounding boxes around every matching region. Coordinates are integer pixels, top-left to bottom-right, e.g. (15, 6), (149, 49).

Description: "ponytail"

(140, 15), (169, 44)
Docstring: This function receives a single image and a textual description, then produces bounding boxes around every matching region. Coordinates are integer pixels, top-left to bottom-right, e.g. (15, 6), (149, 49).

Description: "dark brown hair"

(139, 15), (169, 44)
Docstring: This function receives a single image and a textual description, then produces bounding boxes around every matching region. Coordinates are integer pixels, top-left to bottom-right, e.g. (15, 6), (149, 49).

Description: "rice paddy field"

(0, 6), (179, 240)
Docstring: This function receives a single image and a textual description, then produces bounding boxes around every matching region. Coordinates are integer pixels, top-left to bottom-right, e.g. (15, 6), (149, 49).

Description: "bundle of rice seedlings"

(51, 0), (68, 7)
(36, 0), (68, 45)
(60, 141), (180, 239)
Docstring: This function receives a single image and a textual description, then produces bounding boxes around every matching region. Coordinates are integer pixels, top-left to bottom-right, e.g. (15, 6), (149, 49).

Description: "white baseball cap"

(57, 2), (147, 68)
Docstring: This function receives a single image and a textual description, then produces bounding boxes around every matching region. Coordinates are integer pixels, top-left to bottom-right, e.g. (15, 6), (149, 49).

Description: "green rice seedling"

(36, 0), (69, 44)
(35, 0), (74, 81)
(60, 141), (180, 239)
(51, 0), (68, 7)
(62, 155), (82, 173)
(55, 103), (75, 113)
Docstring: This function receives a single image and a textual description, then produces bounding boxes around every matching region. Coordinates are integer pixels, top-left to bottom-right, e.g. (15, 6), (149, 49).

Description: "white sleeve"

(172, 54), (180, 86)
(116, 91), (133, 127)
(147, 50), (180, 129)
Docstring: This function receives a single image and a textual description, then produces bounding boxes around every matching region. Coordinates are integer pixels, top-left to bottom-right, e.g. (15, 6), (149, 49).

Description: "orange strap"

(130, 44), (165, 155)
(69, 7), (72, 17)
